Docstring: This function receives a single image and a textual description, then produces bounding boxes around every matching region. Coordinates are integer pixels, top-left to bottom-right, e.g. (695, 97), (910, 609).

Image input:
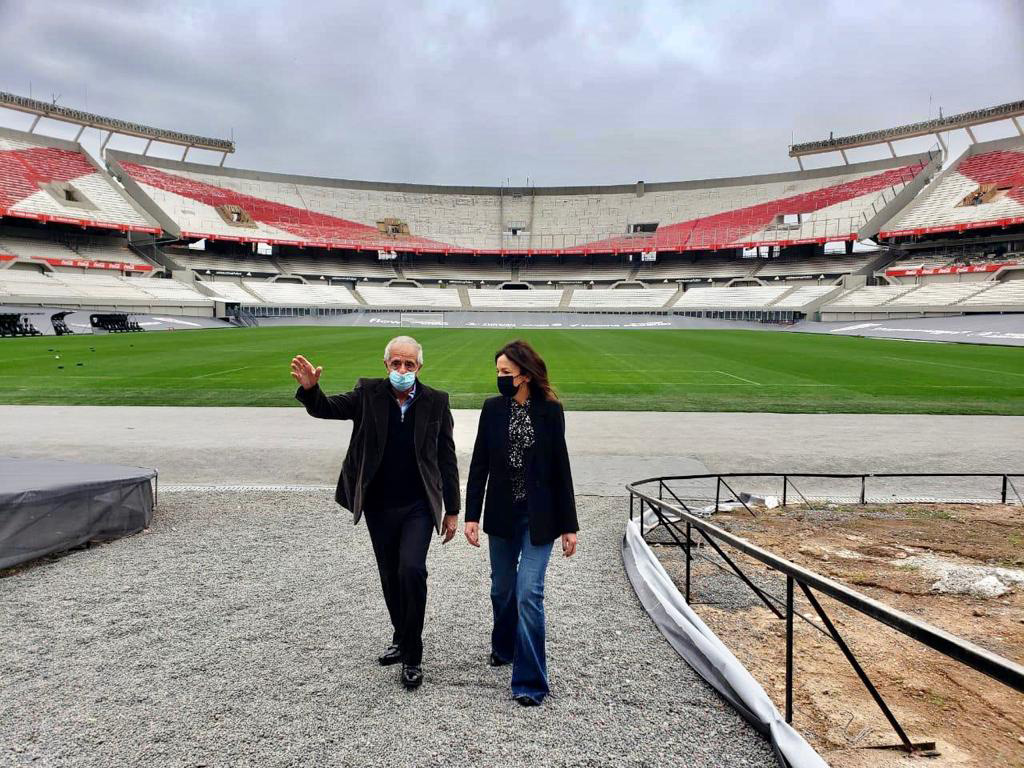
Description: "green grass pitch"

(0, 326), (1022, 413)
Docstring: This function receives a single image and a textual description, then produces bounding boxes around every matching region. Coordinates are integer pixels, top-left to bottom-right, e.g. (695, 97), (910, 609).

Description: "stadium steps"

(764, 285), (799, 306)
(511, 264), (520, 281)
(136, 240), (184, 272)
(627, 262), (640, 280)
(663, 287), (684, 308)
(810, 285), (847, 310)
(878, 286), (917, 305)
(456, 285), (471, 308)
(268, 254), (287, 274)
(858, 250), (894, 276)
(393, 262), (406, 279)
(349, 286), (367, 305)
(558, 287), (573, 308)
(949, 284), (997, 305)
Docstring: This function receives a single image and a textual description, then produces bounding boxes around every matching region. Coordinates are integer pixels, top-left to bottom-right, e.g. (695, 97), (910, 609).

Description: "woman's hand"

(464, 521), (480, 547)
(291, 355), (322, 390)
(561, 532), (577, 558)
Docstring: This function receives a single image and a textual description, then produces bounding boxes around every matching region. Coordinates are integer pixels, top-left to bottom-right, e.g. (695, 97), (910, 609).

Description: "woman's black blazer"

(466, 395), (578, 545)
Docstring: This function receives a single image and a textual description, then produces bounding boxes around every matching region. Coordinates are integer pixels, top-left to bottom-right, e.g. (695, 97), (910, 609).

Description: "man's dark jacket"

(295, 377), (460, 532)
(465, 395), (578, 545)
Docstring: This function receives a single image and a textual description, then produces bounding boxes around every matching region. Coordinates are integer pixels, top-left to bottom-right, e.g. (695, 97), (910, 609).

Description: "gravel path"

(1, 492), (775, 768)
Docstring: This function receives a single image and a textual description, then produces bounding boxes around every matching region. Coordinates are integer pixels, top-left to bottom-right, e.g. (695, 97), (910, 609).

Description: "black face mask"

(497, 375), (519, 398)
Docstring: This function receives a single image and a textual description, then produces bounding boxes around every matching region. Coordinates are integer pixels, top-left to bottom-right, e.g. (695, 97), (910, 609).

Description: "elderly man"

(291, 335), (460, 690)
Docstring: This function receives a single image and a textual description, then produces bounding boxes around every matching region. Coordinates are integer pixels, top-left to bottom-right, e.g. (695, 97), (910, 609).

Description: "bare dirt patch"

(652, 502), (1024, 768)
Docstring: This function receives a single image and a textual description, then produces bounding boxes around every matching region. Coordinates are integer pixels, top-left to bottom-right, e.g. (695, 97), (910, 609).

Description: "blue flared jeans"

(488, 500), (555, 703)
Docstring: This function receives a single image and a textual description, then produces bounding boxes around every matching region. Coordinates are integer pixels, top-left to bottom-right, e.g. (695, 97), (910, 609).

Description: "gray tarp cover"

(0, 457), (156, 569)
(622, 514), (828, 768)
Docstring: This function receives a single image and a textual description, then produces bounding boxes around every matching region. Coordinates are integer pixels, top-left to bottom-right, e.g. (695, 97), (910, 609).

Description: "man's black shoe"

(401, 663), (424, 689)
(488, 652), (510, 667)
(378, 644), (402, 666)
(514, 694), (541, 707)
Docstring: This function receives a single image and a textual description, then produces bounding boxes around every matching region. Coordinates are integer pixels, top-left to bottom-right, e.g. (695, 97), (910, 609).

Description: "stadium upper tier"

(106, 150), (935, 255)
(0, 128), (160, 234)
(880, 136), (1024, 238)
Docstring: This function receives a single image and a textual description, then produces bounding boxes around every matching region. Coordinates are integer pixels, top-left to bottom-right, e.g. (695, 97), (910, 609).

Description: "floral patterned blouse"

(507, 397), (535, 501)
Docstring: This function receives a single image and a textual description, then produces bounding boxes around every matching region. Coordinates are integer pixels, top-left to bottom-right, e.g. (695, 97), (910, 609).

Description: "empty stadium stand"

(356, 285), (463, 308)
(241, 280), (359, 306)
(171, 248), (279, 275)
(2, 114), (1021, 327)
(569, 287), (677, 310)
(818, 279), (1024, 319)
(674, 285), (791, 308)
(754, 251), (878, 278)
(634, 253), (754, 281)
(466, 288), (564, 309)
(275, 252), (398, 280)
(769, 285), (844, 308)
(881, 136), (1024, 238)
(0, 268), (90, 301)
(0, 267), (211, 307)
(822, 285), (917, 308)
(958, 279), (1024, 309)
(883, 282), (993, 307)
(520, 259), (632, 283)
(107, 149), (935, 255)
(0, 127), (159, 234)
(194, 280), (262, 304)
(0, 232), (153, 272)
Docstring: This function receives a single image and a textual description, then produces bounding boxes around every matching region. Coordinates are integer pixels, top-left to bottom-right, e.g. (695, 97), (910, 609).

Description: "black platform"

(0, 457), (156, 569)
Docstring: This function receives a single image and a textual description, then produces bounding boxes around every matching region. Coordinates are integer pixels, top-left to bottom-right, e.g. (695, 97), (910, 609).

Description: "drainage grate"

(160, 484), (334, 493)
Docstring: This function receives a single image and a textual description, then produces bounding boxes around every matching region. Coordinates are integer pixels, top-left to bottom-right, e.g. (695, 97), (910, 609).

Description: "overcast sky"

(0, 0), (1022, 186)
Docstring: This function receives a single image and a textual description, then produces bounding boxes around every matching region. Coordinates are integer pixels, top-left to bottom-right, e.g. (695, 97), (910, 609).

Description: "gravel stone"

(0, 491), (775, 768)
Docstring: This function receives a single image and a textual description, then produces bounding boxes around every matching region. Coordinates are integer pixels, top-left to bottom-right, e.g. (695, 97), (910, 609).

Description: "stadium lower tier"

(2, 267), (1022, 318)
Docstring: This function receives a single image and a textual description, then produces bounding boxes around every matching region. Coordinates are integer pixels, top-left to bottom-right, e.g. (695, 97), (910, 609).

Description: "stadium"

(1, 9), (1023, 766)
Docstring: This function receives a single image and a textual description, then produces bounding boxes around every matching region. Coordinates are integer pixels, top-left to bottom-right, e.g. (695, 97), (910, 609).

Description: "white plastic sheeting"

(622, 513), (828, 768)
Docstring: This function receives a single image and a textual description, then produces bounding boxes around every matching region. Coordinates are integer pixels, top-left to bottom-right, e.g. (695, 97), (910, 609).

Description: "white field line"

(881, 356), (1024, 378)
(716, 370), (761, 386)
(191, 366), (251, 380)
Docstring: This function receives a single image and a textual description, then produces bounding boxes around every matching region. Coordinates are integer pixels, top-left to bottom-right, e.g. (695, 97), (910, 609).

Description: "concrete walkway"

(2, 406), (1021, 495)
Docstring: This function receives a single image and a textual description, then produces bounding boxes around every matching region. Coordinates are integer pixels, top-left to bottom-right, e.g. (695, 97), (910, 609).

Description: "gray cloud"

(0, 0), (1021, 185)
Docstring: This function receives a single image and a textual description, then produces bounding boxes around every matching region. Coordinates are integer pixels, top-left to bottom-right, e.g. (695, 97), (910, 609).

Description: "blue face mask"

(389, 370), (416, 392)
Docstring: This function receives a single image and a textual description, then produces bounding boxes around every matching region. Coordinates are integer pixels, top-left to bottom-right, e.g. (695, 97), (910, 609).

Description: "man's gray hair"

(384, 335), (424, 366)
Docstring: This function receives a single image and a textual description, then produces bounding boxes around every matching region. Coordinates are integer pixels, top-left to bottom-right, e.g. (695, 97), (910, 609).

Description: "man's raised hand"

(290, 355), (322, 390)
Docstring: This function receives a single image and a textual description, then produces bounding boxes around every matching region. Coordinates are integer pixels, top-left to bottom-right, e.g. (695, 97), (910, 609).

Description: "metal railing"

(626, 472), (1024, 754)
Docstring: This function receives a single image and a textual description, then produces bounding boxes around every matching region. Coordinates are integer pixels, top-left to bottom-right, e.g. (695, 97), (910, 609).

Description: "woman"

(464, 339), (579, 706)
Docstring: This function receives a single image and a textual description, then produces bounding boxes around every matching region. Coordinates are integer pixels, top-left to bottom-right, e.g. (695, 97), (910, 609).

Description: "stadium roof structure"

(790, 99), (1024, 168)
(0, 91), (235, 163)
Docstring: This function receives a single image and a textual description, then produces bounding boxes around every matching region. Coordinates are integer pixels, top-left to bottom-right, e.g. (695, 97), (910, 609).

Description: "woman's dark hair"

(495, 339), (559, 402)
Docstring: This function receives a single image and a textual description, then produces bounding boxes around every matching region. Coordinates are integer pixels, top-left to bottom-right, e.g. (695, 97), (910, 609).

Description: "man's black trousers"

(363, 498), (434, 665)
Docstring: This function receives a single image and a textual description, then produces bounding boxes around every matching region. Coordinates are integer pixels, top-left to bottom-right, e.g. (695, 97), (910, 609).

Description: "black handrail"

(628, 477), (1024, 693)
(630, 471), (1023, 505)
(627, 470), (1024, 752)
